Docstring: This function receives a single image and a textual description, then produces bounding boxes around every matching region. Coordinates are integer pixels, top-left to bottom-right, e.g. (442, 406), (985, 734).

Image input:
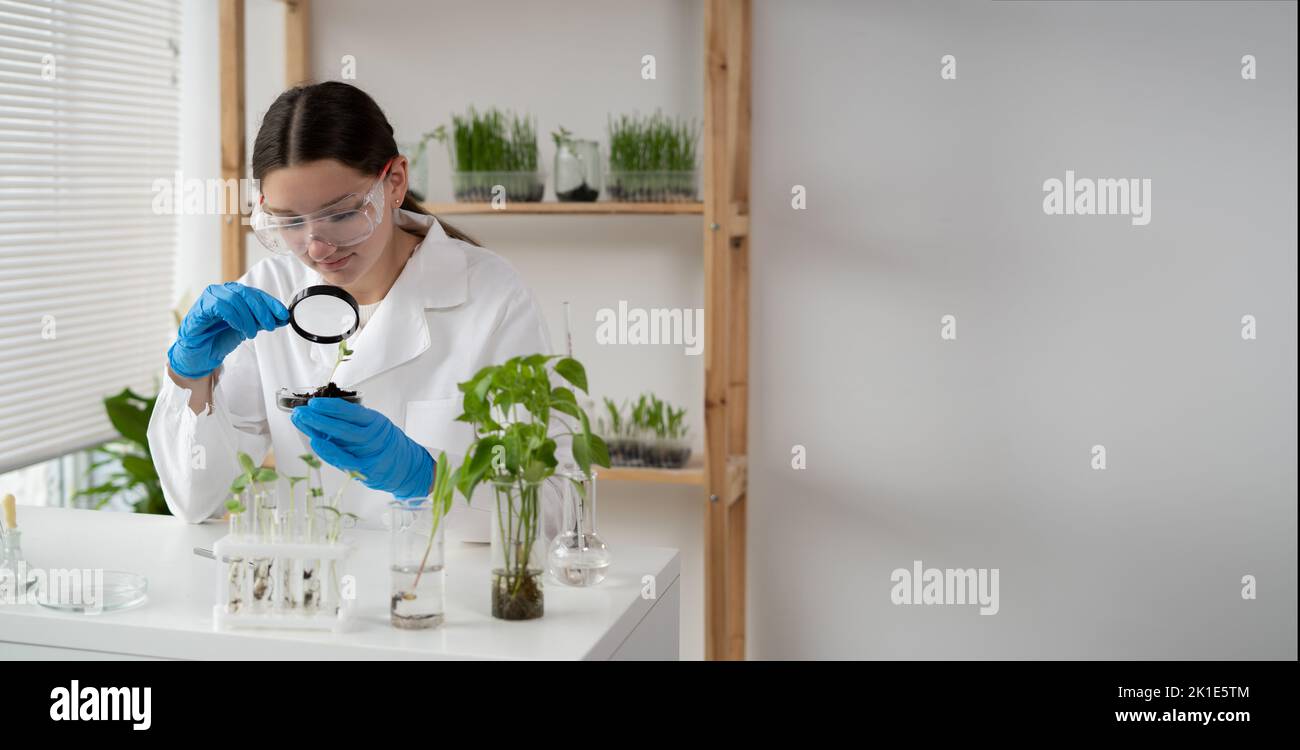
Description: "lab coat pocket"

(404, 397), (488, 543)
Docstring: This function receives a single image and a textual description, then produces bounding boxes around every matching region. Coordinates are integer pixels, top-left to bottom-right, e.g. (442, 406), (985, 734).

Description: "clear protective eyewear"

(250, 158), (394, 256)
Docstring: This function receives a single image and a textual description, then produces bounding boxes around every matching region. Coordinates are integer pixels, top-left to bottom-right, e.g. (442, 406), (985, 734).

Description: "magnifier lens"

(288, 285), (359, 343)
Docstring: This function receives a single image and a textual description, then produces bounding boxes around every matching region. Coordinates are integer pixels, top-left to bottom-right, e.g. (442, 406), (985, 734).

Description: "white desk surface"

(0, 506), (680, 660)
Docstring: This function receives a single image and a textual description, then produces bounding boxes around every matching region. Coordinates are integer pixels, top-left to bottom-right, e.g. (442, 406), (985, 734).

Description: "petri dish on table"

(37, 570), (148, 613)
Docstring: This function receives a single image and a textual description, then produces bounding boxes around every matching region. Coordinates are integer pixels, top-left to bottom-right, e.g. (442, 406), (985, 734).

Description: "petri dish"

(276, 385), (362, 413)
(37, 570), (148, 613)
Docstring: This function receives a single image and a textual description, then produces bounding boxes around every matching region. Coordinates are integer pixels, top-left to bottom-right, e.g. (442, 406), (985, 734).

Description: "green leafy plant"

(434, 107), (538, 172)
(230, 451), (278, 529)
(452, 354), (609, 619)
(601, 397), (624, 435)
(551, 125), (575, 150)
(316, 505), (360, 544)
(298, 452), (325, 537)
(607, 111), (699, 172)
(602, 393), (690, 467)
(284, 473), (307, 516)
(230, 451), (277, 498)
(606, 111), (699, 201)
(330, 340), (352, 383)
(405, 450), (455, 598)
(74, 388), (168, 515)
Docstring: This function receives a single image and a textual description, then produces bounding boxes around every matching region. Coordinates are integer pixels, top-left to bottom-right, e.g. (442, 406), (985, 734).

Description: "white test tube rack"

(211, 534), (355, 632)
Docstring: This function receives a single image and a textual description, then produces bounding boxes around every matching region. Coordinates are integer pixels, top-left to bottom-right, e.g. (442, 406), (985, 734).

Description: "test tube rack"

(211, 534), (355, 632)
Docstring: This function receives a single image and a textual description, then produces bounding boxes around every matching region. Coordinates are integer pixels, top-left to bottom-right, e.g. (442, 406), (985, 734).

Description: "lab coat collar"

(306, 208), (468, 386)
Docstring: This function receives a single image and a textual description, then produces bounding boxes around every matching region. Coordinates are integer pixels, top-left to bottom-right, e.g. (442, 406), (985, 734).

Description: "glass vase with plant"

(453, 354), (609, 620)
(606, 111), (699, 202)
(552, 126), (600, 201)
(390, 450), (453, 629)
(434, 107), (543, 202)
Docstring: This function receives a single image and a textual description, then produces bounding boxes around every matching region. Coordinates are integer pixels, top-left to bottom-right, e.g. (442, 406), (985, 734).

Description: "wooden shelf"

(420, 201), (703, 215)
(598, 461), (706, 485)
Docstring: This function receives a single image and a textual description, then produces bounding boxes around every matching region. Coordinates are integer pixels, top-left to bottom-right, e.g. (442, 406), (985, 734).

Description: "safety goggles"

(250, 158), (394, 256)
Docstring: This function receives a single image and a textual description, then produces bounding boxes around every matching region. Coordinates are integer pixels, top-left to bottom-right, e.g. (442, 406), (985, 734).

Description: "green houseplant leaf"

(553, 358), (588, 393)
(75, 387), (169, 515)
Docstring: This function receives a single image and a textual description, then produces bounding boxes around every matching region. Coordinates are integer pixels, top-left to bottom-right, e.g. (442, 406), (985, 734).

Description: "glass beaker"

(554, 139), (600, 201)
(547, 469), (610, 586)
(390, 498), (447, 629)
(490, 477), (545, 620)
(0, 530), (25, 601)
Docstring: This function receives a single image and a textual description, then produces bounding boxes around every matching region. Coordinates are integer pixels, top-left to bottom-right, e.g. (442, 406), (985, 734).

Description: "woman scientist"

(146, 81), (552, 540)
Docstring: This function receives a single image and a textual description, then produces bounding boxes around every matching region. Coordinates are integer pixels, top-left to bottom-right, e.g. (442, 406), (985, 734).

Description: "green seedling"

(230, 451), (278, 500)
(405, 451), (458, 599)
(434, 107), (538, 172)
(607, 111), (699, 172)
(329, 340), (353, 384)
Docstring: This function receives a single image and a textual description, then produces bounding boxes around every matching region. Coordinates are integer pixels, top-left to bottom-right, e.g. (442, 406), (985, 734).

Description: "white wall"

(176, 0), (220, 306)
(749, 0), (1296, 658)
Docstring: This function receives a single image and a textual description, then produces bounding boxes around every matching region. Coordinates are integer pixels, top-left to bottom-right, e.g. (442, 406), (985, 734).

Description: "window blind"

(0, 0), (180, 473)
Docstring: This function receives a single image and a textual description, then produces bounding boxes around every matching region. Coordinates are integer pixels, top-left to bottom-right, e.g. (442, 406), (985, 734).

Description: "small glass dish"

(450, 170), (544, 202)
(37, 570), (147, 613)
(276, 385), (362, 413)
(604, 170), (697, 202)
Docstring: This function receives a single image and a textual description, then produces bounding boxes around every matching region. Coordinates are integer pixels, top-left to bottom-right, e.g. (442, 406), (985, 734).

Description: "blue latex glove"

(168, 282), (289, 379)
(291, 397), (435, 500)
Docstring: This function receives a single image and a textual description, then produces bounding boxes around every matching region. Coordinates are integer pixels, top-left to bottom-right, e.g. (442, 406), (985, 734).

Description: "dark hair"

(251, 81), (478, 246)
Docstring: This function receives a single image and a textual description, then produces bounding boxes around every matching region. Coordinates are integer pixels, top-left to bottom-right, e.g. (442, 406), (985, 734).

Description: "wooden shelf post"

(703, 0), (751, 661)
(219, 0), (245, 282)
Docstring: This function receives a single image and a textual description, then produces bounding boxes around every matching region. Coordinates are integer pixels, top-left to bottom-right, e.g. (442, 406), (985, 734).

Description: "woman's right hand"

(167, 282), (289, 380)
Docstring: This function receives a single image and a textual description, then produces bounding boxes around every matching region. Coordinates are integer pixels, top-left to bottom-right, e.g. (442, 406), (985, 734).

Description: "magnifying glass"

(287, 285), (359, 344)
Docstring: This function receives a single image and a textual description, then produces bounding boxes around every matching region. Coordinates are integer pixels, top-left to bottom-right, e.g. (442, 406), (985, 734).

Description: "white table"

(0, 507), (680, 660)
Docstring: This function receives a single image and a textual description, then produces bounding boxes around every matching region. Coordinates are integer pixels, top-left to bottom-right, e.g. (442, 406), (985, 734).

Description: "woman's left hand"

(291, 398), (434, 500)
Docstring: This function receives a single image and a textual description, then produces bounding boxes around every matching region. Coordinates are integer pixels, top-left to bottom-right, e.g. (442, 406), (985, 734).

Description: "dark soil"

(661, 446), (692, 469)
(556, 181), (599, 202)
(299, 382), (356, 399)
(492, 570), (544, 620)
(280, 382), (359, 411)
(605, 183), (696, 202)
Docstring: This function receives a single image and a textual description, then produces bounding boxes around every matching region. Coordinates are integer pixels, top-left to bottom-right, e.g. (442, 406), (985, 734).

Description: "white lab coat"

(147, 209), (561, 542)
